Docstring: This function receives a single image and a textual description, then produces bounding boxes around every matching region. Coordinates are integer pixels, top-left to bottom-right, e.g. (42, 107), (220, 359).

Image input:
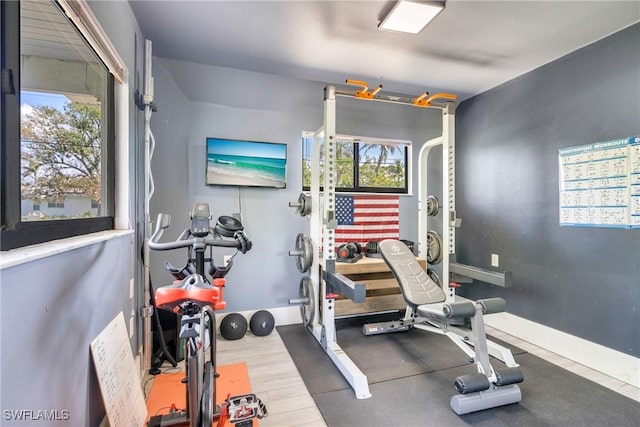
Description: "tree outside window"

(21, 97), (103, 220)
(302, 133), (409, 193)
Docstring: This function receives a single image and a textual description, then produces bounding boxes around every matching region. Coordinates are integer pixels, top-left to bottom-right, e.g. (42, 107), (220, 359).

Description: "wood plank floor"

(216, 331), (326, 427)
(145, 324), (639, 427)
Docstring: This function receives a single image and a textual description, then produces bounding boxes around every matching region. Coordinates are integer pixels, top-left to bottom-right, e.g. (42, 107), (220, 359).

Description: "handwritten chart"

(90, 312), (147, 427)
(559, 136), (640, 228)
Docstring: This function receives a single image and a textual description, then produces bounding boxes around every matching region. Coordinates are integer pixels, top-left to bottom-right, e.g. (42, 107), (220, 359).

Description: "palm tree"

(360, 143), (399, 175)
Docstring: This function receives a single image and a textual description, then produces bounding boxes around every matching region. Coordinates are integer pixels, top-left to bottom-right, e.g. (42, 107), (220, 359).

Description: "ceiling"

(22, 0), (93, 62)
(128, 0), (640, 101)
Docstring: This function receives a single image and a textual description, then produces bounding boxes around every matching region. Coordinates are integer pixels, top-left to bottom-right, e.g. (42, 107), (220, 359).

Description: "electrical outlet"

(491, 254), (499, 267)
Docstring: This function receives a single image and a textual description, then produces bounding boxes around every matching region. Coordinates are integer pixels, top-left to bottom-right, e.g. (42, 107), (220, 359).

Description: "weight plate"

(299, 277), (315, 326)
(426, 195), (440, 216)
(289, 233), (313, 273)
(289, 192), (312, 217)
(298, 192), (312, 216)
(296, 234), (313, 273)
(426, 230), (443, 264)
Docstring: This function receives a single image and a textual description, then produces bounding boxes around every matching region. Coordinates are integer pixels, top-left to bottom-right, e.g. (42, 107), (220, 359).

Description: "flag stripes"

(335, 194), (400, 249)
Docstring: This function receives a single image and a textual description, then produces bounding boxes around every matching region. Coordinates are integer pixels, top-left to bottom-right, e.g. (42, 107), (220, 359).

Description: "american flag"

(334, 194), (400, 248)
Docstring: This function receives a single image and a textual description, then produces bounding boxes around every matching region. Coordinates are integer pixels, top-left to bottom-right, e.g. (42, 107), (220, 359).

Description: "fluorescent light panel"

(379, 1), (444, 34)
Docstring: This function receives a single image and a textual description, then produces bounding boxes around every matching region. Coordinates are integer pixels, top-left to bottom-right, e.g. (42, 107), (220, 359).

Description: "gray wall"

(149, 58), (445, 311)
(455, 23), (640, 357)
(0, 1), (145, 425)
(1, 238), (134, 426)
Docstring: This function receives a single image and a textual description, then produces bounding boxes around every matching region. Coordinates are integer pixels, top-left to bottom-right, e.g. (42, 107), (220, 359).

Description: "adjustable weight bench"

(365, 239), (523, 415)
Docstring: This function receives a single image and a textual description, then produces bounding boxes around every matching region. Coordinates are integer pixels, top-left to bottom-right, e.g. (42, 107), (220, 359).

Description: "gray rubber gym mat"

(276, 324), (351, 394)
(278, 324), (640, 426)
(313, 373), (504, 427)
(484, 335), (527, 356)
(337, 325), (478, 381)
(277, 323), (522, 394)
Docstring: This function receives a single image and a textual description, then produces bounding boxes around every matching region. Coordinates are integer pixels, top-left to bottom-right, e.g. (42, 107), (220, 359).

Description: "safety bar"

(450, 262), (512, 288)
(323, 271), (366, 303)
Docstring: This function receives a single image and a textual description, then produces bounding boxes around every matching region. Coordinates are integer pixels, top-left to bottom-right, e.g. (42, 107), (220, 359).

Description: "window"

(1, 0), (117, 250)
(302, 132), (410, 194)
(47, 201), (65, 209)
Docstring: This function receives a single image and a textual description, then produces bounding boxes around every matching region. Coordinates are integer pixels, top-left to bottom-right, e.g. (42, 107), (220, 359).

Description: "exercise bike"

(147, 203), (256, 427)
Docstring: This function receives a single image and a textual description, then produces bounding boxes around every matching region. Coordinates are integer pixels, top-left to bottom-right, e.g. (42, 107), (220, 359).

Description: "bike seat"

(155, 275), (226, 311)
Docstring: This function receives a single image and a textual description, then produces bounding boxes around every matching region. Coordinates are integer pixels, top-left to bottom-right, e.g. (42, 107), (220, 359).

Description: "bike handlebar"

(148, 213), (252, 253)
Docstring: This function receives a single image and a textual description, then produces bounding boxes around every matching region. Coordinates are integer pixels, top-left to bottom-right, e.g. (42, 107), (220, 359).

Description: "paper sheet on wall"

(629, 137), (640, 227)
(559, 136), (640, 228)
(90, 312), (147, 427)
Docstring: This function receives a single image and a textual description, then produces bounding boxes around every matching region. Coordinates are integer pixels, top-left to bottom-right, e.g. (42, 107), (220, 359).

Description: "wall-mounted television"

(206, 137), (287, 188)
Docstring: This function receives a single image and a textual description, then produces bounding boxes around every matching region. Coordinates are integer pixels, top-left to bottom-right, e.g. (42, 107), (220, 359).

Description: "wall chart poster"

(559, 136), (640, 228)
(630, 137), (640, 228)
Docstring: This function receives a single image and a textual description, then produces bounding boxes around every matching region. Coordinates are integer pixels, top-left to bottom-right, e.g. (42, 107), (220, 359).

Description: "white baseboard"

(484, 312), (640, 388)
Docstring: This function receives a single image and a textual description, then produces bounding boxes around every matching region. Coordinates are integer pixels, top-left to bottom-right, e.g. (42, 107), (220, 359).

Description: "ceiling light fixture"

(378, 1), (445, 35)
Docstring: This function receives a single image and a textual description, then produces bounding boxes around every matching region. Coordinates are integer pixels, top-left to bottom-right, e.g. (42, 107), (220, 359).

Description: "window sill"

(0, 229), (134, 270)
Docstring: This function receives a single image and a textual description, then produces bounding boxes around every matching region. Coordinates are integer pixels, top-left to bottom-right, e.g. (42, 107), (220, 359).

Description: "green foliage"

(303, 139), (405, 190)
(359, 160), (404, 188)
(21, 102), (102, 202)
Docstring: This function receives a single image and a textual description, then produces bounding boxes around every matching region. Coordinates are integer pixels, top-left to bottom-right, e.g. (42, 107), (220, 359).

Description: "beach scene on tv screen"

(207, 138), (287, 188)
